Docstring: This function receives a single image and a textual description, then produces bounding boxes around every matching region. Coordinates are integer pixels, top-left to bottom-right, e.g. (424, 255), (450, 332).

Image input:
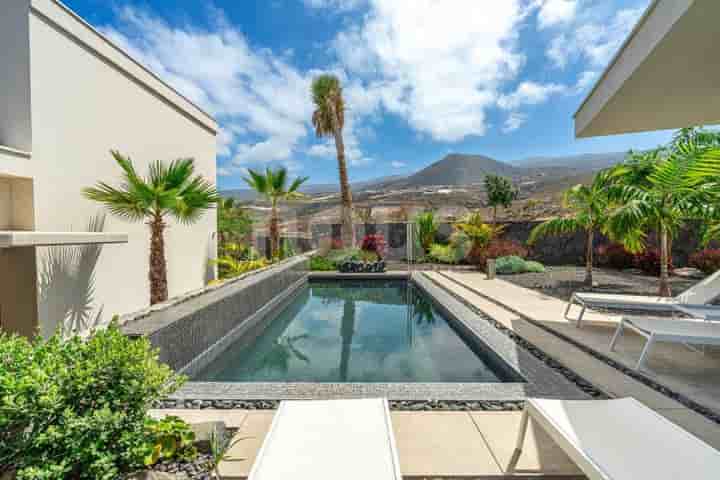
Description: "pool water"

(194, 280), (516, 383)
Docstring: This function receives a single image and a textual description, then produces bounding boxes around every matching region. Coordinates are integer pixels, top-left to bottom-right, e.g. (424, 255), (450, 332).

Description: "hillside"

(512, 152), (626, 171)
(396, 153), (521, 187)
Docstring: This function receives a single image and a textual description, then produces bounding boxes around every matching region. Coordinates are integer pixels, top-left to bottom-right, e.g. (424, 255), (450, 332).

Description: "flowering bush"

(476, 239), (528, 269)
(595, 243), (635, 270)
(360, 233), (387, 258)
(634, 247), (673, 276)
(689, 249), (720, 275)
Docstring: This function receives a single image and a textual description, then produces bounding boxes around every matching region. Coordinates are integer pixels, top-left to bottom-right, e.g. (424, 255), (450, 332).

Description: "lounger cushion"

(626, 317), (720, 340)
(248, 398), (402, 480)
(528, 398), (720, 480)
(574, 292), (678, 307)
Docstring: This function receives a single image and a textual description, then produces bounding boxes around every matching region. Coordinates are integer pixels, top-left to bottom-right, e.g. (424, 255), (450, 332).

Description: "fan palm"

(243, 167), (307, 259)
(529, 170), (613, 287)
(83, 150), (218, 304)
(311, 74), (354, 247)
(607, 140), (720, 296)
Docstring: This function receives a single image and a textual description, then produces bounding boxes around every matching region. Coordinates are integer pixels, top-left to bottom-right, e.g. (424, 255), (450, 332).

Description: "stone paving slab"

(433, 271), (720, 450)
(149, 409), (585, 478)
(470, 412), (581, 476)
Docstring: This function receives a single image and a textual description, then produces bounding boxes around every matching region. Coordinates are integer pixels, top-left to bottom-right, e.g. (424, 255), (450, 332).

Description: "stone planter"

(338, 260), (387, 273)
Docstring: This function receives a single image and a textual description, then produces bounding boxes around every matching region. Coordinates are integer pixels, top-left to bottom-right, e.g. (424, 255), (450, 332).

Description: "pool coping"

(168, 272), (590, 403)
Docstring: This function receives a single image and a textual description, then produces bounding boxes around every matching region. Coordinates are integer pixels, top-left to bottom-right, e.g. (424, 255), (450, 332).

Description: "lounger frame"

(609, 317), (720, 371)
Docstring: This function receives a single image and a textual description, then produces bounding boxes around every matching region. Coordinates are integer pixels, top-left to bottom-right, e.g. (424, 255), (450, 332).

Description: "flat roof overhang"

(574, 0), (720, 138)
(0, 231), (128, 248)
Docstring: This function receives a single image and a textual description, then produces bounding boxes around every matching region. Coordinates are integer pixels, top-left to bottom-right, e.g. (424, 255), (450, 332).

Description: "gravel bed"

(501, 266), (699, 302)
(157, 398), (525, 411)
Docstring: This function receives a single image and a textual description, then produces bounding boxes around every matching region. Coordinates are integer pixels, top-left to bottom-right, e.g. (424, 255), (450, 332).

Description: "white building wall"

(20, 1), (218, 336)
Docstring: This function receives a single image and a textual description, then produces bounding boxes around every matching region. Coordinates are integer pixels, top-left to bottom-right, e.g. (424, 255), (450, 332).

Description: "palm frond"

(528, 217), (582, 244)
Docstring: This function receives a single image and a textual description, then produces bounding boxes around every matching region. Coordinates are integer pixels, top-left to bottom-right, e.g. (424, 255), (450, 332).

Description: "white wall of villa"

(0, 0), (218, 337)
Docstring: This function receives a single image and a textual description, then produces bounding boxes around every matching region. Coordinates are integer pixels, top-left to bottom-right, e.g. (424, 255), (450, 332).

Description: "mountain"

(221, 175), (404, 201)
(511, 152), (627, 171)
(220, 152), (630, 200)
(396, 153), (521, 187)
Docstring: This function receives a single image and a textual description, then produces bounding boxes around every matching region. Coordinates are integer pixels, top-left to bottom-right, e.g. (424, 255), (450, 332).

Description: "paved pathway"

(430, 271), (720, 450)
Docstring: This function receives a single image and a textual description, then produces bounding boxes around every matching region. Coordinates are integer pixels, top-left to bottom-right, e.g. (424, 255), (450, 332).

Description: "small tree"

(485, 174), (518, 224)
(243, 167), (307, 259)
(529, 170), (612, 287)
(84, 151), (218, 304)
(454, 211), (497, 266)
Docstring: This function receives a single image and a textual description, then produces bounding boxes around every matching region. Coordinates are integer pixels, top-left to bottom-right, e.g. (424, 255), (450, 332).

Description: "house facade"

(0, 0), (218, 337)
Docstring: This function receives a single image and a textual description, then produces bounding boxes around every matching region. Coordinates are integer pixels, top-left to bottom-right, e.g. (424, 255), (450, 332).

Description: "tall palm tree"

(606, 142), (715, 296)
(311, 74), (354, 247)
(84, 150), (218, 304)
(529, 170), (613, 287)
(243, 167), (307, 259)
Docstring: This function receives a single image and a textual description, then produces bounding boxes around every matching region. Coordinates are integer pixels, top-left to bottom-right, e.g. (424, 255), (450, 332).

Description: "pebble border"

(438, 272), (720, 425)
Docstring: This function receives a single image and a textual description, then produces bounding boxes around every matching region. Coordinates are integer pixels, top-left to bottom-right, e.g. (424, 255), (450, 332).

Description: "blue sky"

(66, 0), (674, 189)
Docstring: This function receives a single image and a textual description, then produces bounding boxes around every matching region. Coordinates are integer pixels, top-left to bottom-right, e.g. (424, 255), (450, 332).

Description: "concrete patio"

(150, 408), (582, 478)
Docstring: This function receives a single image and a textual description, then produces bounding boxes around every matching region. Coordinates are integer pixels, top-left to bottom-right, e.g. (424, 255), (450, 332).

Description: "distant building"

(1, 0), (217, 337)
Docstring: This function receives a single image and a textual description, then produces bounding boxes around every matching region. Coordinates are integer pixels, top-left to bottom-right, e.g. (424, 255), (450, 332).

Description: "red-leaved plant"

(475, 239), (528, 269)
(360, 233), (387, 258)
(689, 249), (720, 275)
(595, 243), (635, 270)
(634, 247), (673, 276)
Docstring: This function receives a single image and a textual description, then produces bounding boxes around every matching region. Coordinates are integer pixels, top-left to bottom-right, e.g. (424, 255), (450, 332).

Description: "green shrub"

(495, 255), (527, 274)
(524, 260), (546, 273)
(310, 255), (336, 271)
(428, 244), (457, 264)
(327, 248), (362, 263)
(0, 321), (185, 479)
(140, 416), (197, 466)
(494, 256), (546, 274)
(449, 231), (471, 262)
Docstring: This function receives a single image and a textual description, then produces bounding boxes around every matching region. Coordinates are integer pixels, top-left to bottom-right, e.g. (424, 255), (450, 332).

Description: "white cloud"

(575, 69), (599, 93)
(333, 0), (527, 142)
(546, 7), (644, 69)
(537, 0), (577, 29)
(502, 112), (528, 133)
(497, 81), (566, 110)
(303, 0), (365, 11)
(100, 6), (354, 175)
(391, 161), (407, 168)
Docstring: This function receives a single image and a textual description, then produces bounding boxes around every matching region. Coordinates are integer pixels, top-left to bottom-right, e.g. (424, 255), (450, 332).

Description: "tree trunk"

(328, 99), (354, 248)
(584, 229), (594, 287)
(269, 203), (280, 259)
(492, 205), (498, 225)
(659, 227), (672, 297)
(149, 215), (168, 305)
(339, 298), (356, 381)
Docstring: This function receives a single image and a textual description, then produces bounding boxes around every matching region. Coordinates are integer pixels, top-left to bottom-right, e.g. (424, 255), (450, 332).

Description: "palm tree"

(217, 197), (253, 250)
(311, 74), (354, 247)
(606, 141), (716, 296)
(84, 150), (218, 304)
(485, 174), (518, 224)
(243, 167), (307, 259)
(529, 170), (613, 287)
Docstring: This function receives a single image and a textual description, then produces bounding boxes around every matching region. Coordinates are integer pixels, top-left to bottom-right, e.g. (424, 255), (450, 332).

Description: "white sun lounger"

(564, 269), (720, 327)
(609, 316), (720, 370)
(508, 398), (720, 479)
(248, 398), (402, 480)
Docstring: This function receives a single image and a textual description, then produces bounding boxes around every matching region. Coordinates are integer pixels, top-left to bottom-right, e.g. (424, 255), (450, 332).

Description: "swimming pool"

(193, 279), (518, 383)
